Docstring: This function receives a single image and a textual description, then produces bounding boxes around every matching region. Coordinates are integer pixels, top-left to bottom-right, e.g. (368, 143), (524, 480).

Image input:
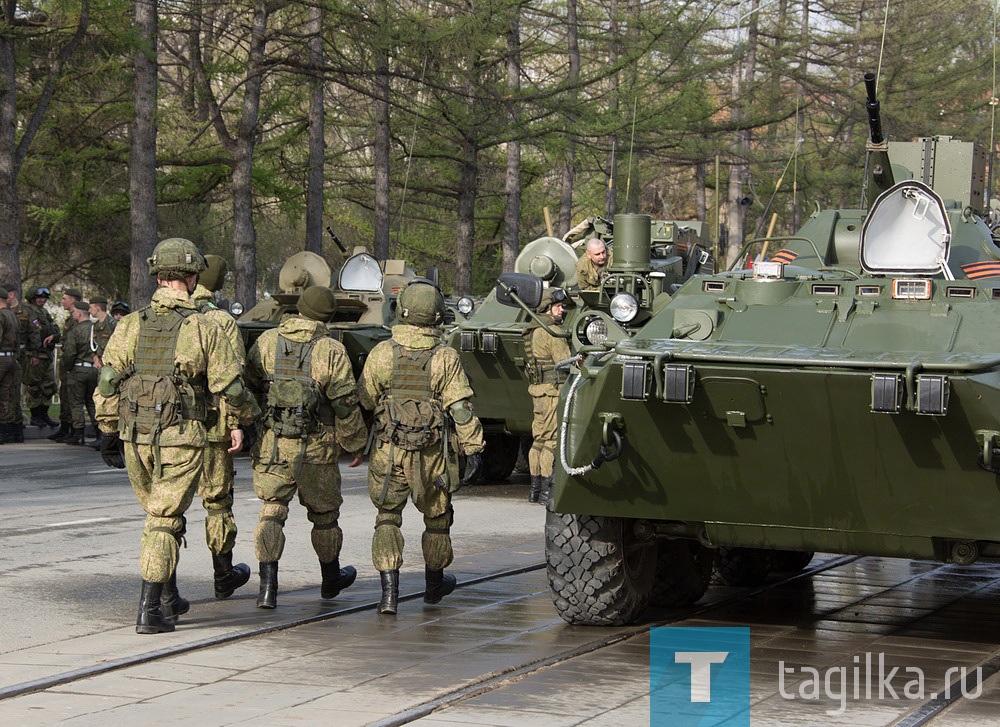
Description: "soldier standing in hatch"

(24, 286), (59, 428)
(246, 285), (367, 609)
(0, 287), (20, 444)
(575, 238), (609, 291)
(60, 300), (99, 446)
(7, 286), (41, 443)
(358, 279), (485, 615)
(523, 288), (572, 504)
(49, 288), (84, 442)
(94, 238), (259, 634)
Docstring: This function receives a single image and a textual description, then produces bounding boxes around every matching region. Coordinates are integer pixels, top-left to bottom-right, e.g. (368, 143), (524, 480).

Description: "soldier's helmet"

(147, 238), (207, 278)
(535, 287), (573, 314)
(297, 285), (337, 323)
(396, 278), (445, 326)
(24, 285), (38, 300)
(200, 254), (228, 292)
(111, 301), (130, 316)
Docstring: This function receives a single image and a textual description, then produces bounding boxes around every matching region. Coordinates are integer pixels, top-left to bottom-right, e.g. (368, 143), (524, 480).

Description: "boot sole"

(135, 623), (175, 634)
(321, 571), (358, 599)
(215, 564), (252, 599)
(256, 599), (276, 609)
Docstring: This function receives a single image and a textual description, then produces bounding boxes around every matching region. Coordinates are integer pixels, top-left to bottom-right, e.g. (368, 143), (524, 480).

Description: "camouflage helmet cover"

(200, 254), (228, 292)
(147, 238), (207, 277)
(396, 278), (445, 326)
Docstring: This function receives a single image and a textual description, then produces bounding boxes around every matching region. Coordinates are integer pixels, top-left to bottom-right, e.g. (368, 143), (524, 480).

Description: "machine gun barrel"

(326, 225), (348, 254)
(864, 72), (884, 145)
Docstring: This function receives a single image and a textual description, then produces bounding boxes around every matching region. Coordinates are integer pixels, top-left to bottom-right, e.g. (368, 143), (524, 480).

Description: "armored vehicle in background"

(450, 217), (714, 481)
(546, 72), (1000, 626)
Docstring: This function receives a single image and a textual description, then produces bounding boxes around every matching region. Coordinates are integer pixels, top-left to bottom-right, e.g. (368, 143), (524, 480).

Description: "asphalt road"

(0, 433), (542, 653)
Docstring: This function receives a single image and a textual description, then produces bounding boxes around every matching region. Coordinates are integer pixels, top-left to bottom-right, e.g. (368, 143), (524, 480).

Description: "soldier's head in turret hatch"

(585, 238), (608, 268)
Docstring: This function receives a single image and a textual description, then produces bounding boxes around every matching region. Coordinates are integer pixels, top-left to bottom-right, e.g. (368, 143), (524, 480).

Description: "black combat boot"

(423, 568), (457, 605)
(257, 561), (278, 609)
(0, 422), (13, 444)
(42, 409), (58, 427)
(29, 406), (46, 427)
(63, 427), (85, 445)
(136, 580), (176, 634)
(320, 559), (357, 599)
(159, 572), (190, 623)
(87, 432), (103, 450)
(528, 475), (542, 503)
(47, 422), (70, 441)
(537, 476), (553, 505)
(212, 552), (251, 599)
(378, 570), (399, 615)
(13, 422), (24, 443)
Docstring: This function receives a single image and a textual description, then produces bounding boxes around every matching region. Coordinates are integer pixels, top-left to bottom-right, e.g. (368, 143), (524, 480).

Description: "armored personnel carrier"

(450, 217), (714, 481)
(546, 73), (1000, 625)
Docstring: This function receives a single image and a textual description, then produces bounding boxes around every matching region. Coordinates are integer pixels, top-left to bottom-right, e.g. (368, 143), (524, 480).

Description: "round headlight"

(609, 292), (639, 323)
(229, 301), (244, 317)
(584, 317), (608, 346)
(457, 296), (474, 315)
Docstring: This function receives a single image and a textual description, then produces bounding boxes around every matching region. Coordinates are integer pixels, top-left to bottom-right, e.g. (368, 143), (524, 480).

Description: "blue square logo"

(650, 627), (753, 727)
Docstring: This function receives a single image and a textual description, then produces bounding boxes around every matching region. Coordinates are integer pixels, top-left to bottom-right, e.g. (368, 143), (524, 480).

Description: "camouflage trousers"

(125, 443), (202, 583)
(23, 355), (56, 409)
(0, 356), (19, 424)
(57, 371), (71, 424)
(528, 392), (558, 478)
(65, 367), (98, 429)
(367, 439), (454, 572)
(199, 441), (238, 556)
(252, 440), (344, 564)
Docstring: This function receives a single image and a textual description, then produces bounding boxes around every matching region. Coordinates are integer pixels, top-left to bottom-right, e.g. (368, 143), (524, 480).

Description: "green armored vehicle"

(546, 73), (1000, 625)
(451, 219), (714, 480)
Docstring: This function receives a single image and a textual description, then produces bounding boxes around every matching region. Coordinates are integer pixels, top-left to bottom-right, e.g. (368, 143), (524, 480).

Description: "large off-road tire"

(771, 550), (815, 573)
(650, 540), (715, 608)
(481, 434), (521, 482)
(711, 547), (774, 587)
(545, 510), (657, 625)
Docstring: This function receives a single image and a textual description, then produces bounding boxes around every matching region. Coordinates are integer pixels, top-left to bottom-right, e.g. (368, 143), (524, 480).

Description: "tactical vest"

(374, 342), (445, 451)
(523, 325), (564, 386)
(262, 334), (334, 439)
(118, 307), (207, 444)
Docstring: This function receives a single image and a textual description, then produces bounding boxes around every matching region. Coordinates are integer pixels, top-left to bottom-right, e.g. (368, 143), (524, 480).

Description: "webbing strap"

(134, 308), (192, 377)
(261, 515), (284, 525)
(390, 342), (437, 401)
(313, 521), (339, 531)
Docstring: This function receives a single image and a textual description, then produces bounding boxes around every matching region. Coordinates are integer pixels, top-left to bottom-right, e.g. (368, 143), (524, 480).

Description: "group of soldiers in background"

(0, 282), (130, 445)
(91, 237), (485, 634)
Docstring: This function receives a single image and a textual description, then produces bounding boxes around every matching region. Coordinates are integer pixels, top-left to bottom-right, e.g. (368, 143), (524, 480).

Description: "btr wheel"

(481, 434), (520, 482)
(650, 539), (715, 608)
(771, 550), (815, 573)
(712, 547), (774, 587)
(545, 510), (656, 625)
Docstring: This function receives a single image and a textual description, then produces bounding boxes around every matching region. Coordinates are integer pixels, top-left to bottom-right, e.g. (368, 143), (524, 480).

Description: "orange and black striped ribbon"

(961, 262), (1000, 280)
(769, 249), (798, 264)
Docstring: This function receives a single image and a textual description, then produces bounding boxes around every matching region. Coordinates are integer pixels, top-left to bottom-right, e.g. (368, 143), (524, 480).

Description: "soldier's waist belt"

(74, 362), (95, 368)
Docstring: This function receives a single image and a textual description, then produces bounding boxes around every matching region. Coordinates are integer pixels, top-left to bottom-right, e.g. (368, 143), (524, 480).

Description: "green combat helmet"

(200, 254), (228, 292)
(297, 285), (338, 323)
(396, 278), (445, 326)
(535, 287), (573, 315)
(147, 238), (207, 278)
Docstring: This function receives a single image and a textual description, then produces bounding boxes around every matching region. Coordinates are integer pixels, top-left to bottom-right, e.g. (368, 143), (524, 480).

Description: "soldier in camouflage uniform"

(94, 238), (259, 634)
(358, 279), (485, 615)
(24, 286), (59, 427)
(111, 301), (130, 320)
(6, 287), (41, 443)
(0, 287), (20, 444)
(574, 238), (609, 291)
(246, 286), (367, 609)
(523, 288), (572, 504)
(49, 288), (84, 442)
(60, 301), (99, 446)
(86, 296), (116, 448)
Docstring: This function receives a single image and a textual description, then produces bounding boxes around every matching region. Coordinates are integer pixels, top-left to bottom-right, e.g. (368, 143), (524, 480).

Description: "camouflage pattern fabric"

(527, 323), (571, 478)
(90, 315), (117, 361)
(358, 324), (485, 572)
(200, 440), (237, 555)
(0, 306), (18, 423)
(61, 320), (97, 429)
(23, 303), (57, 408)
(246, 315), (367, 564)
(575, 255), (606, 291)
(57, 315), (76, 425)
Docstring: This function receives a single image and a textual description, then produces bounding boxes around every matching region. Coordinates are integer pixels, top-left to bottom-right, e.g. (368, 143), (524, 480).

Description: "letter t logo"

(675, 652), (729, 702)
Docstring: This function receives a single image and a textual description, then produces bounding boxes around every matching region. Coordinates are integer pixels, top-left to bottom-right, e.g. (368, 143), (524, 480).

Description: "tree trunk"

(791, 0), (808, 232)
(455, 137), (477, 294)
(129, 0), (158, 307)
(304, 2), (324, 256)
(604, 0), (619, 220)
(373, 42), (391, 261)
(232, 0), (269, 307)
(695, 162), (707, 220)
(558, 0), (579, 236)
(502, 10), (521, 273)
(0, 6), (19, 288)
(725, 0), (759, 267)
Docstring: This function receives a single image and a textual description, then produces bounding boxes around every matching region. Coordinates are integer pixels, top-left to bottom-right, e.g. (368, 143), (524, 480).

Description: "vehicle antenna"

(624, 96), (638, 213)
(392, 55), (428, 258)
(988, 2), (998, 203)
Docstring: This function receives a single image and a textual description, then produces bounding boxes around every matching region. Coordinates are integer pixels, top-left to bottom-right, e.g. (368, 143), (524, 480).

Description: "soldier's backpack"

(374, 342), (445, 451)
(262, 334), (334, 439)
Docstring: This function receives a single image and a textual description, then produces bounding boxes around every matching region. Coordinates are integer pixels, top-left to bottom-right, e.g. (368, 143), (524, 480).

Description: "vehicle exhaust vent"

(621, 362), (648, 401)
(481, 332), (498, 354)
(662, 364), (695, 404)
(916, 375), (949, 415)
(946, 287), (975, 299)
(993, 288), (1000, 300)
(858, 285), (881, 297)
(460, 331), (476, 352)
(871, 373), (903, 413)
(703, 280), (726, 293)
(812, 284), (841, 296)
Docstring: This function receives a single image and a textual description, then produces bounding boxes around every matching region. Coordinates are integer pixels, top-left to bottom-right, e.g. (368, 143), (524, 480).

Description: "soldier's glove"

(100, 433), (126, 469)
(460, 452), (483, 486)
(241, 423), (258, 453)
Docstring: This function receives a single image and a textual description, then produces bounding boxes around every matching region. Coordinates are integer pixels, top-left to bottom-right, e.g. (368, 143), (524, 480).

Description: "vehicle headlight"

(584, 317), (608, 346)
(609, 292), (639, 323)
(229, 301), (244, 317)
(457, 296), (474, 315)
